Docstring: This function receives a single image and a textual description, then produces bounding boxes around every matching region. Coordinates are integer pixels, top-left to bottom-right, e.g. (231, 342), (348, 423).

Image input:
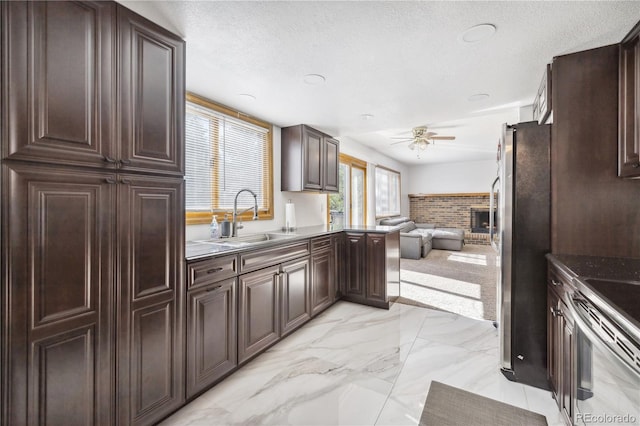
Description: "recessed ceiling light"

(303, 74), (326, 85)
(361, 114), (374, 120)
(238, 93), (256, 101)
(468, 93), (490, 102)
(460, 24), (496, 43)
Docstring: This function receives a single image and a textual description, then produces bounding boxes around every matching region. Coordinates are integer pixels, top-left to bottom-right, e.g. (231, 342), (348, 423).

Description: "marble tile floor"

(162, 301), (563, 426)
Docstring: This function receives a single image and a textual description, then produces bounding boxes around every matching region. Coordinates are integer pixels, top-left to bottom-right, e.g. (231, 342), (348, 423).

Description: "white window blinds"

(185, 101), (271, 214)
(375, 166), (401, 217)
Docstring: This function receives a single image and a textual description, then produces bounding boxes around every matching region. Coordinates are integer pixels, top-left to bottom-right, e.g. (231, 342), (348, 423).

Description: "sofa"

(379, 216), (465, 259)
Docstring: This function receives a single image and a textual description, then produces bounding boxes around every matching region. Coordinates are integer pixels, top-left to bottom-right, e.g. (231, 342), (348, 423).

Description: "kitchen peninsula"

(184, 224), (400, 398)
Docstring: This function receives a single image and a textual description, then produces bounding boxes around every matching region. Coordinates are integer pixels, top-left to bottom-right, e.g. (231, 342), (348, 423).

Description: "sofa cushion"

(379, 216), (410, 226)
(432, 229), (465, 240)
(410, 228), (433, 239)
(416, 223), (436, 229)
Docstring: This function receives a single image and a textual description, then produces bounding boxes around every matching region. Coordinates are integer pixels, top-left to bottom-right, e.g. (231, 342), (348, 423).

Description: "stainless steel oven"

(567, 294), (640, 426)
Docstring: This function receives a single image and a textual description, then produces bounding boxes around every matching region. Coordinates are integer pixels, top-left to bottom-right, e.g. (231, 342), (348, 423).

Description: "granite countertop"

(546, 253), (640, 335)
(186, 224), (402, 261)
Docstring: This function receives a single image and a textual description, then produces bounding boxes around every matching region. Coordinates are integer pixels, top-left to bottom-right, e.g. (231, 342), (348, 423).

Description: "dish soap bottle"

(210, 214), (219, 239)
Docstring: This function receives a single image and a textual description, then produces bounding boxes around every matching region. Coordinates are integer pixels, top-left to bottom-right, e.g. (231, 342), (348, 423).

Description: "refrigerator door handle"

(490, 176), (499, 252)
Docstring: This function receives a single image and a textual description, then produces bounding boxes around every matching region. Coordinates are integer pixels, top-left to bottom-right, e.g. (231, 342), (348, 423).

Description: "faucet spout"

(232, 188), (259, 237)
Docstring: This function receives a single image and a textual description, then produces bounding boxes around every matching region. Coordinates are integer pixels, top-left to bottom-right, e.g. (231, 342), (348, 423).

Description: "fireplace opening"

(470, 208), (497, 234)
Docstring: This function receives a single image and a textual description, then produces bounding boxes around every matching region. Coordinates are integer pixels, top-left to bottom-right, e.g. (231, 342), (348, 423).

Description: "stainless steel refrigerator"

(491, 121), (551, 390)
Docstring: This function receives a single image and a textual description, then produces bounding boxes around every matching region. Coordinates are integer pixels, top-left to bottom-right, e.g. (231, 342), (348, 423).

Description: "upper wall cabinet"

(118, 6), (185, 176)
(533, 64), (552, 124)
(281, 124), (339, 193)
(2, 1), (116, 166)
(619, 22), (640, 178)
(1, 2), (185, 175)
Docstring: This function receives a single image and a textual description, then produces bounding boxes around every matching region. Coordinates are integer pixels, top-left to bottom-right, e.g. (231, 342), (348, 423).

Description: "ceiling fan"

(390, 126), (456, 155)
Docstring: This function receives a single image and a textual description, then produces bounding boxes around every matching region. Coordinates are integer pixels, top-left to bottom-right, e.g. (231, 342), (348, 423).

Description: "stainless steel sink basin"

(194, 232), (296, 248)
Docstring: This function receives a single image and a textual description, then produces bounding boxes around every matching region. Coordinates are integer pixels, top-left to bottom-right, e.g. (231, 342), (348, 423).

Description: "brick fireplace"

(409, 192), (496, 245)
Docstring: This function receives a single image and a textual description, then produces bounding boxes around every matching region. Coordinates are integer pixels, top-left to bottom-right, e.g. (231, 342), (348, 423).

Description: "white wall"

(338, 136), (411, 223)
(407, 159), (498, 195)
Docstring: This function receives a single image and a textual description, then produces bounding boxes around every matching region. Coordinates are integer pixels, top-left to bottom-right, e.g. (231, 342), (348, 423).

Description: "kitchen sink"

(194, 232), (297, 248)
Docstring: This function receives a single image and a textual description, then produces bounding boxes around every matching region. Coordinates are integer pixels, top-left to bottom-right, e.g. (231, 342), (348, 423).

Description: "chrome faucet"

(232, 188), (259, 237)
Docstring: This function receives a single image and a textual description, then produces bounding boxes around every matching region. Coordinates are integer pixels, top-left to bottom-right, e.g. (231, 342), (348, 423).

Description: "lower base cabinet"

(311, 236), (336, 316)
(238, 265), (282, 364)
(547, 263), (575, 426)
(186, 278), (237, 398)
(343, 231), (399, 309)
(281, 257), (312, 336)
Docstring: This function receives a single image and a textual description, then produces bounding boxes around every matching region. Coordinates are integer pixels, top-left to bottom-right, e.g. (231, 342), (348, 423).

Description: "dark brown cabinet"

(117, 175), (185, 426)
(619, 22), (640, 178)
(547, 263), (575, 426)
(1, 1), (185, 176)
(342, 231), (399, 309)
(344, 232), (366, 298)
(533, 64), (552, 124)
(118, 6), (185, 176)
(1, 2), (186, 424)
(366, 233), (388, 303)
(281, 257), (312, 335)
(186, 277), (237, 399)
(310, 236), (335, 316)
(2, 164), (117, 425)
(281, 124), (340, 193)
(2, 1), (116, 167)
(238, 266), (281, 364)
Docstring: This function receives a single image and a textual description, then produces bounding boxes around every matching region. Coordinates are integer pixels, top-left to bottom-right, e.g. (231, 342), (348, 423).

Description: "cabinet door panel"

(366, 234), (386, 302)
(323, 137), (339, 192)
(186, 278), (237, 398)
(311, 249), (332, 316)
(2, 1), (115, 166)
(131, 301), (176, 416)
(345, 233), (365, 297)
(31, 327), (96, 426)
(118, 175), (184, 425)
(4, 164), (115, 425)
(118, 6), (185, 175)
(238, 266), (280, 363)
(303, 128), (323, 191)
(281, 258), (311, 336)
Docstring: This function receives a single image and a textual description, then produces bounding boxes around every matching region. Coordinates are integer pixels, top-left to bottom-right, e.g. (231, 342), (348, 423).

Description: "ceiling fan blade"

(430, 136), (456, 140)
(425, 131), (438, 137)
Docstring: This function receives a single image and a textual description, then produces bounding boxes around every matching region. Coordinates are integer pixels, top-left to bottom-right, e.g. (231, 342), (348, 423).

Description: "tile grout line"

(373, 306), (431, 425)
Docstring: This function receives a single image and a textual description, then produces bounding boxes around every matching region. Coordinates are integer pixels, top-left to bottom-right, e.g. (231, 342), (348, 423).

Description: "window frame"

(185, 92), (274, 225)
(375, 165), (402, 219)
(326, 153), (368, 226)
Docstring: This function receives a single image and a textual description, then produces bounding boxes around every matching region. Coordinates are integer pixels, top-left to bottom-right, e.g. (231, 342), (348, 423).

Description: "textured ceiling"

(119, 1), (640, 165)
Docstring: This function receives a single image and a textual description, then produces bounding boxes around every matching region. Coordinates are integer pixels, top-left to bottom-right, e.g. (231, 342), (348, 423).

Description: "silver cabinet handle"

(551, 279), (562, 286)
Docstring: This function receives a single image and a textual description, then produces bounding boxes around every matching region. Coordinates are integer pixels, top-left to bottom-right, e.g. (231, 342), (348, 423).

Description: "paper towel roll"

(284, 200), (296, 231)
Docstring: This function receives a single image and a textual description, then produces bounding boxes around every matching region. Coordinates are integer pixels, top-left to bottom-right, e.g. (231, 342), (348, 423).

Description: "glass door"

(328, 154), (367, 227)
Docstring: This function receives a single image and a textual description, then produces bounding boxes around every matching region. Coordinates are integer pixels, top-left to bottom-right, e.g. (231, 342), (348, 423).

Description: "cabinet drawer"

(188, 255), (238, 290)
(547, 262), (574, 299)
(311, 236), (332, 252)
(240, 241), (310, 273)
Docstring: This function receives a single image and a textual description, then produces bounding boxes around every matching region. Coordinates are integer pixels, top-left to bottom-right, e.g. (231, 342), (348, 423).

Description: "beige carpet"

(420, 381), (548, 426)
(399, 244), (498, 321)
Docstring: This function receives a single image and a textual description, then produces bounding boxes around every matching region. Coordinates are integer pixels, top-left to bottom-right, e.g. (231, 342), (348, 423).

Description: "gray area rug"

(420, 381), (548, 426)
(399, 244), (497, 321)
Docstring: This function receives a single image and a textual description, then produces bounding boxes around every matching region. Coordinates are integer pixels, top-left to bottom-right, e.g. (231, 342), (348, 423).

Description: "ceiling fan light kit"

(391, 125), (456, 157)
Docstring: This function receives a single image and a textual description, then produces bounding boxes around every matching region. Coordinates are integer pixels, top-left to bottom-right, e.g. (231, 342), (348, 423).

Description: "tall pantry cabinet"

(1, 2), (186, 425)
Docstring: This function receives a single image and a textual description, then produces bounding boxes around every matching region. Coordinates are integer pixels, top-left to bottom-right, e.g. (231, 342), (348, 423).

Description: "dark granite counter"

(186, 224), (402, 261)
(546, 253), (640, 337)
